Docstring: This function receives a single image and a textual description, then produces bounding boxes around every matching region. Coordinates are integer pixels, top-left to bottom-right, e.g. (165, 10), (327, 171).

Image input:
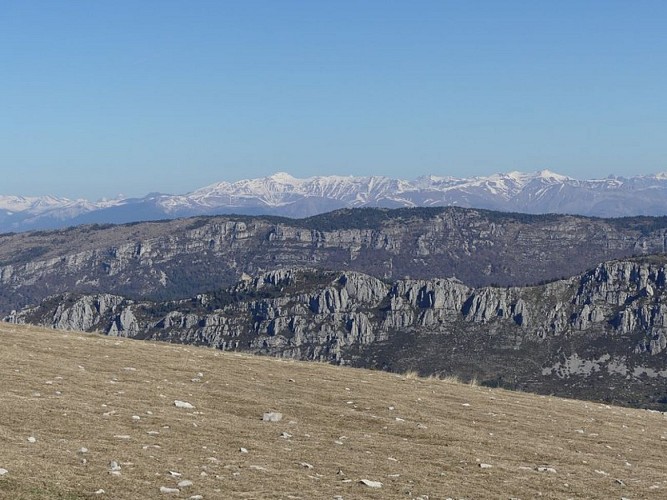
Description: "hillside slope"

(10, 255), (667, 410)
(1, 323), (666, 499)
(2, 207), (667, 314)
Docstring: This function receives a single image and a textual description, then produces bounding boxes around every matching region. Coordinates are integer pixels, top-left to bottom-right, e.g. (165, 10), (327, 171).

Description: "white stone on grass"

(262, 412), (283, 422)
(0, 468), (8, 476)
(27, 436), (36, 443)
(174, 400), (195, 409)
(479, 463), (493, 469)
(360, 479), (383, 488)
(537, 466), (557, 473)
(178, 480), (194, 488)
(160, 486), (180, 494)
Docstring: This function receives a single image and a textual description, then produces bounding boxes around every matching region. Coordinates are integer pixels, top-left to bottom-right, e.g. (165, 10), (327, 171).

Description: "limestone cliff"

(2, 207), (667, 315)
(8, 256), (667, 409)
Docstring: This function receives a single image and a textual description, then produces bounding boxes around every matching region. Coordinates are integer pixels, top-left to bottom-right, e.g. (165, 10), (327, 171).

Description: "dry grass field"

(1, 323), (666, 499)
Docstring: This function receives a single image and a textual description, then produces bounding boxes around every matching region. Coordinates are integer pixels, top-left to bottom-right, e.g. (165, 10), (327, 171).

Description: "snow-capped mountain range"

(3, 169), (667, 233)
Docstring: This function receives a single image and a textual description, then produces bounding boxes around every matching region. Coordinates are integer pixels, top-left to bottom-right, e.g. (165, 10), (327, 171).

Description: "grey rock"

(262, 412), (283, 422)
(537, 466), (557, 473)
(9, 254), (667, 409)
(4, 206), (667, 320)
(360, 479), (383, 488)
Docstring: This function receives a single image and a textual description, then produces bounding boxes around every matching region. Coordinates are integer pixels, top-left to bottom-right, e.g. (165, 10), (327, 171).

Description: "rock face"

(8, 256), (667, 409)
(1, 207), (667, 315)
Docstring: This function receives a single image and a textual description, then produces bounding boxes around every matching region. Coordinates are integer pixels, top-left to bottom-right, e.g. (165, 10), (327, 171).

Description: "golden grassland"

(1, 323), (666, 499)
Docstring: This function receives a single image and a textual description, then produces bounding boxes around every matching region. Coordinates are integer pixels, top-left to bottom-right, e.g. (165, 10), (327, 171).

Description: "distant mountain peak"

(3, 169), (667, 233)
(267, 171), (299, 183)
(534, 169), (573, 181)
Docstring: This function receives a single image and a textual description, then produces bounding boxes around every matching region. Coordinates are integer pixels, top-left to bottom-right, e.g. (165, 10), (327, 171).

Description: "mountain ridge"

(8, 255), (667, 410)
(2, 207), (667, 315)
(4, 169), (667, 232)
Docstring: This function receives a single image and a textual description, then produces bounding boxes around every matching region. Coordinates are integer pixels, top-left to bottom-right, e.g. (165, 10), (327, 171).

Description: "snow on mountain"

(3, 169), (667, 233)
(0, 195), (71, 213)
(0, 195), (126, 232)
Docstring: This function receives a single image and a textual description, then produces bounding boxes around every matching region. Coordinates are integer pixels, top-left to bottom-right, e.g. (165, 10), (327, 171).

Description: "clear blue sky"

(1, 0), (666, 199)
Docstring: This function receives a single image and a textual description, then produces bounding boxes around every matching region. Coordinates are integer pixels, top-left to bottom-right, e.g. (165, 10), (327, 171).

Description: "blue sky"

(1, 0), (666, 199)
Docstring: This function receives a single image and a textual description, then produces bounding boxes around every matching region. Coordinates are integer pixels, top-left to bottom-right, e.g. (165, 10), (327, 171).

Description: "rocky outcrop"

(8, 256), (667, 409)
(2, 207), (667, 315)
